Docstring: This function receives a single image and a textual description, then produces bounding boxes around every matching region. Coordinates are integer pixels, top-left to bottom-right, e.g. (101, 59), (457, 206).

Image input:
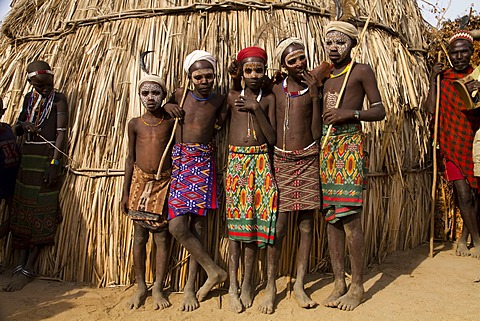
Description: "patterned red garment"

(438, 66), (480, 190)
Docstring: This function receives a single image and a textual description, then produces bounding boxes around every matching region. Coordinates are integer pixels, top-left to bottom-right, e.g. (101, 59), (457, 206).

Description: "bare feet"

(152, 283), (171, 310)
(456, 242), (471, 257)
(258, 284), (276, 314)
(4, 272), (34, 292)
(196, 269), (227, 302)
(240, 282), (254, 308)
(293, 282), (316, 308)
(323, 279), (347, 307)
(470, 247), (480, 259)
(229, 292), (243, 313)
(127, 283), (147, 309)
(335, 283), (364, 311)
(180, 289), (199, 312)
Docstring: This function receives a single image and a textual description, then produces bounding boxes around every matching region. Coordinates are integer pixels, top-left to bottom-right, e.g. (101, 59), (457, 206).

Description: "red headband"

(237, 46), (268, 64)
(27, 69), (54, 79)
(449, 30), (474, 44)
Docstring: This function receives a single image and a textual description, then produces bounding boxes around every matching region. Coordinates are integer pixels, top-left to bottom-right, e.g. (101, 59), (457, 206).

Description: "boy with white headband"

(321, 20), (385, 311)
(121, 74), (175, 310)
(258, 37), (322, 314)
(164, 50), (227, 312)
(5, 60), (68, 292)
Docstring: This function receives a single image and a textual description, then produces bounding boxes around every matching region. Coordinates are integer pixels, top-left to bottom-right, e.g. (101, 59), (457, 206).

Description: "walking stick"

(430, 52), (442, 258)
(320, 0), (381, 151)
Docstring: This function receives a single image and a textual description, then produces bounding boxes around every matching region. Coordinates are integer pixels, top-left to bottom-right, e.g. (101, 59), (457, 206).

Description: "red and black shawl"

(438, 67), (480, 190)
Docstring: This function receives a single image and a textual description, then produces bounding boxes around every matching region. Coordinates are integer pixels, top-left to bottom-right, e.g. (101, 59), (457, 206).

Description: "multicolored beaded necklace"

(26, 89), (55, 128)
(240, 88), (262, 142)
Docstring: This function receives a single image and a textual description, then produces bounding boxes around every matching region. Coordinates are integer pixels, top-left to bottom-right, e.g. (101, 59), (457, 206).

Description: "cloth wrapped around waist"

(273, 142), (320, 212)
(226, 144), (278, 248)
(126, 164), (170, 231)
(168, 143), (218, 219)
(321, 123), (366, 224)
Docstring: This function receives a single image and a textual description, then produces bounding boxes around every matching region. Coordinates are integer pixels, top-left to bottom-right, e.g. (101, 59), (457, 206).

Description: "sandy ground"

(0, 242), (479, 321)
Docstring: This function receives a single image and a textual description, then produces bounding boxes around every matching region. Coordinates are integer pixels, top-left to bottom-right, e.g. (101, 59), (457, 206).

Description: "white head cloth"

(326, 21), (359, 41)
(138, 74), (166, 93)
(183, 50), (217, 74)
(275, 37), (305, 64)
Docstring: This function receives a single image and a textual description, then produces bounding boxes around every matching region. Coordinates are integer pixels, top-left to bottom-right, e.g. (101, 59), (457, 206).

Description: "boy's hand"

(235, 96), (259, 113)
(44, 164), (60, 187)
(121, 195), (129, 214)
(272, 70), (286, 84)
(302, 71), (319, 98)
(323, 108), (356, 125)
(228, 59), (241, 79)
(164, 103), (184, 120)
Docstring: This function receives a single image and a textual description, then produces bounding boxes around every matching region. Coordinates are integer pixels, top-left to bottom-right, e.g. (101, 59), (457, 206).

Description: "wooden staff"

(320, 0), (381, 151)
(430, 52), (442, 258)
(155, 14), (217, 180)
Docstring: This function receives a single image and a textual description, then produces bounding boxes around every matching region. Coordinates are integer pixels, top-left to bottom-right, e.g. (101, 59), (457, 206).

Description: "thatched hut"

(0, 0), (432, 289)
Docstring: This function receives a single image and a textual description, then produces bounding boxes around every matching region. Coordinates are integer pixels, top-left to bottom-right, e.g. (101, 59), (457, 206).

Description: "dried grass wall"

(0, 0), (432, 288)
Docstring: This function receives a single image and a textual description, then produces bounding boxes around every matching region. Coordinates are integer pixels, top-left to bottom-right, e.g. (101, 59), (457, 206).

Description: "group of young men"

(2, 19), (478, 316)
(120, 20), (385, 313)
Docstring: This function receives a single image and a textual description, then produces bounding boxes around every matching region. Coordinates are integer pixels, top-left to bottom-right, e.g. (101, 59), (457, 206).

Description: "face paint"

(242, 61), (265, 79)
(139, 82), (164, 110)
(285, 49), (307, 69)
(191, 68), (215, 85)
(325, 31), (353, 62)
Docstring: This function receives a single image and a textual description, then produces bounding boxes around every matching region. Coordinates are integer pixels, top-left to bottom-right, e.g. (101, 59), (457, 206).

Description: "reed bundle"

(0, 0), (431, 289)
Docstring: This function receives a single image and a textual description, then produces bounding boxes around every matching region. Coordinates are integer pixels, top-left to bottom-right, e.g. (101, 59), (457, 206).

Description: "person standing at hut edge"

(5, 61), (68, 292)
(164, 50), (227, 311)
(121, 75), (174, 310)
(221, 46), (278, 313)
(321, 21), (385, 311)
(0, 98), (21, 239)
(426, 30), (480, 257)
(259, 38), (322, 314)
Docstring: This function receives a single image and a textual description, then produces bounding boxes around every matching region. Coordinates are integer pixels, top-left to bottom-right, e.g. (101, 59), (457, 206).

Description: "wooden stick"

(321, 0), (381, 151)
(430, 52), (442, 258)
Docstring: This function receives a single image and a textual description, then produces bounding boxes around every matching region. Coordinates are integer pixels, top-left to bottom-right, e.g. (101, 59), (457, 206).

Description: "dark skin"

(321, 31), (385, 311)
(164, 60), (227, 312)
(220, 56), (276, 313)
(257, 44), (321, 314)
(425, 39), (480, 258)
(121, 82), (174, 310)
(5, 62), (68, 292)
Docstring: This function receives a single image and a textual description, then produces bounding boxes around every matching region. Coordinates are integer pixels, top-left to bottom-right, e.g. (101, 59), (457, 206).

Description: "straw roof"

(0, 0), (432, 288)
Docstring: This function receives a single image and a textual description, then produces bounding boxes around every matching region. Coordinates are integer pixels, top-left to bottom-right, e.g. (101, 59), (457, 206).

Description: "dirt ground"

(0, 242), (479, 321)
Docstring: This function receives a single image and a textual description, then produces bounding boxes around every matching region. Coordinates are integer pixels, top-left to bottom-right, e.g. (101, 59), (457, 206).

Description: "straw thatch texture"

(0, 0), (431, 288)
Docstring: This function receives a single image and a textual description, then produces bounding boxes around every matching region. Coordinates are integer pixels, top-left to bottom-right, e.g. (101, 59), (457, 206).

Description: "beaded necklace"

(190, 91), (213, 101)
(26, 89), (55, 128)
(282, 77), (308, 150)
(240, 88), (262, 142)
(141, 113), (165, 127)
(330, 61), (352, 79)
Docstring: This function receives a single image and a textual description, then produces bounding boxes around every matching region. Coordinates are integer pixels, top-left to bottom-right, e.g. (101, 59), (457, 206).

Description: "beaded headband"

(27, 69), (54, 79)
(449, 30), (474, 44)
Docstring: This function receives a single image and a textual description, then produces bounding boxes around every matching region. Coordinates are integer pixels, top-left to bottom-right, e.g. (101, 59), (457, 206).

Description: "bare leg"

(293, 211), (315, 308)
(456, 223), (470, 257)
(258, 212), (287, 314)
(5, 246), (41, 292)
(152, 229), (171, 310)
(454, 180), (480, 258)
(169, 214), (226, 311)
(335, 213), (365, 311)
(127, 223), (149, 309)
(323, 219), (347, 307)
(228, 239), (243, 313)
(240, 242), (257, 309)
